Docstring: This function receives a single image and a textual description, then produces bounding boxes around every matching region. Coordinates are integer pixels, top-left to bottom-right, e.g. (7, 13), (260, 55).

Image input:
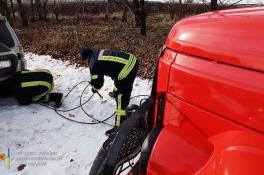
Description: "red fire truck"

(90, 7), (264, 175)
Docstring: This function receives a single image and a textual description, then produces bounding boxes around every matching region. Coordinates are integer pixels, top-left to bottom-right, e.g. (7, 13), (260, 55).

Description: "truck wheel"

(89, 130), (118, 175)
(89, 98), (154, 175)
(89, 146), (107, 175)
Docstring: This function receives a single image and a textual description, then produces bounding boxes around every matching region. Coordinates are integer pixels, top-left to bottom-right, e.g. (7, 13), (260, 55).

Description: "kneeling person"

(0, 69), (62, 108)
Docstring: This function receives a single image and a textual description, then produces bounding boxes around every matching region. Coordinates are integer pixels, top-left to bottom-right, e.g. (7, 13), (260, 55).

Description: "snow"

(0, 53), (152, 175)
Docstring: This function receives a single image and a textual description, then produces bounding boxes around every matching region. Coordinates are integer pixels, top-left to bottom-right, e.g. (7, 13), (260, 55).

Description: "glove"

(91, 87), (98, 93)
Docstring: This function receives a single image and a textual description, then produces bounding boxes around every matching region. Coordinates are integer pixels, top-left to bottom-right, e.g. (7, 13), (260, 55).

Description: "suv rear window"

(0, 21), (15, 48)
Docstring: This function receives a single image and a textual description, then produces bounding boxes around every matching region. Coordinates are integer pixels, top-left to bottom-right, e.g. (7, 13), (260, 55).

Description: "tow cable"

(40, 81), (149, 126)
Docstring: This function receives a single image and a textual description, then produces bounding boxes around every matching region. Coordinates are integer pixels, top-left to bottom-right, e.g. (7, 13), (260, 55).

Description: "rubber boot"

(108, 91), (118, 98)
(105, 105), (139, 136)
(49, 92), (63, 108)
(126, 104), (139, 118)
(105, 126), (118, 136)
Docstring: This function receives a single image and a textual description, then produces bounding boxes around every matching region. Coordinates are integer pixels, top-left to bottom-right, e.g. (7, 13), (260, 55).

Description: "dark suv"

(0, 15), (26, 84)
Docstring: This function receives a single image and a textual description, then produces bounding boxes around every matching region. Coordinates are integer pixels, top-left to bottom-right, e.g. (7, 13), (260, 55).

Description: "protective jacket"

(0, 69), (54, 105)
(89, 49), (139, 126)
(89, 50), (138, 90)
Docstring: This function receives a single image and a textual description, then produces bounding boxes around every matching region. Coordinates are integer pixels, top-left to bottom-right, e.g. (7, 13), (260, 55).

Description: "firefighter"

(0, 69), (63, 108)
(80, 48), (139, 136)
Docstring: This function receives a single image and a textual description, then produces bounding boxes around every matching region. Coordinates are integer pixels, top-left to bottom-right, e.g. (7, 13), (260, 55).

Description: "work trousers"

(13, 69), (54, 105)
(114, 61), (139, 126)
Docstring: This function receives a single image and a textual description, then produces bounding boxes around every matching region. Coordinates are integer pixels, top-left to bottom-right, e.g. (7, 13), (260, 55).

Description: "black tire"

(89, 130), (118, 175)
(89, 97), (154, 175)
(89, 119), (148, 175)
(89, 146), (107, 175)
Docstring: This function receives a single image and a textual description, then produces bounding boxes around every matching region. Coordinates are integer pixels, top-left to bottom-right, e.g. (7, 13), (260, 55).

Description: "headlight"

(0, 60), (11, 69)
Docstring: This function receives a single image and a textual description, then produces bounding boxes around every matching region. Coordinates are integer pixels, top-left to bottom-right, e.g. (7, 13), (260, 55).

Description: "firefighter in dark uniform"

(0, 69), (63, 108)
(0, 42), (62, 107)
(80, 48), (139, 136)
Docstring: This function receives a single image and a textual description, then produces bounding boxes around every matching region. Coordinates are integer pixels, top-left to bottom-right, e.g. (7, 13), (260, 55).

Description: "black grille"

(117, 123), (148, 163)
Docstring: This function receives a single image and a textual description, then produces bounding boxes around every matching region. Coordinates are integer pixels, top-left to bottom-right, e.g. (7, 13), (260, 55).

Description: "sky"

(194, 0), (263, 4)
(148, 0), (263, 4)
(53, 0), (263, 4)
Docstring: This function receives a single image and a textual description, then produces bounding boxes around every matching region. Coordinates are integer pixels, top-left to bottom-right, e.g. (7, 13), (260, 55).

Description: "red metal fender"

(147, 124), (213, 175)
(197, 131), (264, 175)
(147, 127), (264, 175)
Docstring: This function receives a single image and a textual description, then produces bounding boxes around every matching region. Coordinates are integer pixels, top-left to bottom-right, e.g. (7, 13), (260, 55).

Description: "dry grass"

(15, 13), (176, 79)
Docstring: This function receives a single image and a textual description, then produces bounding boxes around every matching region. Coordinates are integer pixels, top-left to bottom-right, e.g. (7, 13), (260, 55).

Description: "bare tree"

(0, 0), (6, 16)
(9, 0), (15, 21)
(132, 0), (140, 27)
(219, 0), (243, 6)
(211, 0), (217, 10)
(111, 0), (129, 22)
(178, 0), (183, 17)
(17, 0), (28, 26)
(108, 0), (147, 35)
(168, 0), (193, 19)
(201, 0), (244, 11)
(53, 0), (60, 22)
(105, 0), (112, 19)
(5, 0), (12, 25)
(52, 0), (67, 23)
(35, 0), (41, 19)
(42, 0), (48, 20)
(0, 0), (3, 15)
(128, 0), (147, 35)
(81, 0), (85, 18)
(35, 0), (49, 21)
(74, 0), (84, 20)
(30, 0), (36, 21)
(0, 0), (13, 25)
(138, 0), (146, 35)
(130, 0), (147, 35)
(122, 4), (128, 22)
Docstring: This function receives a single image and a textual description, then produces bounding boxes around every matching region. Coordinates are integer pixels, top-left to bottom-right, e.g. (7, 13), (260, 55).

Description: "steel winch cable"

(41, 81), (114, 125)
(40, 81), (149, 126)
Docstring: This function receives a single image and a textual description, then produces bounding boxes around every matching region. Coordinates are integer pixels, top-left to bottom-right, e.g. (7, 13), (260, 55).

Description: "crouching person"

(0, 69), (63, 108)
(80, 48), (139, 136)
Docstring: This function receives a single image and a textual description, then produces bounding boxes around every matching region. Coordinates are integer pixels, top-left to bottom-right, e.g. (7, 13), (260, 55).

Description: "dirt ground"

(15, 13), (176, 79)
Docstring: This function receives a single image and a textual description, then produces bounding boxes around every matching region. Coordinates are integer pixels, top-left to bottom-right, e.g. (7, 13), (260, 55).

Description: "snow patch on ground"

(0, 53), (152, 175)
